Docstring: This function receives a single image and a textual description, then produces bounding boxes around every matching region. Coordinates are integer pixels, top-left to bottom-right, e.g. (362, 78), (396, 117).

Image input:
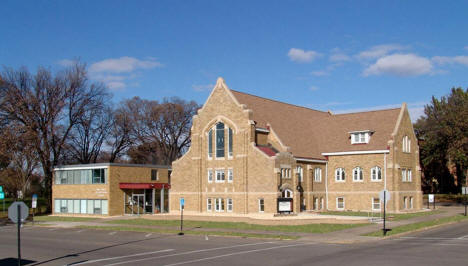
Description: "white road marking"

(457, 234), (468, 239)
(104, 241), (279, 266)
(145, 233), (152, 237)
(69, 249), (174, 265)
(48, 228), (58, 231)
(161, 243), (315, 266)
(108, 231), (117, 235)
(400, 236), (468, 241)
(76, 229), (86, 233)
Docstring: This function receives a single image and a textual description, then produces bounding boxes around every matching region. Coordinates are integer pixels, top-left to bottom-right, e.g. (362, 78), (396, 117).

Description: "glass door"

(132, 194), (144, 215)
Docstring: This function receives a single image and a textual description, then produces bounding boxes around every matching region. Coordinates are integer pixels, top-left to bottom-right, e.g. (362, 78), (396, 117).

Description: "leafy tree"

(415, 88), (468, 193)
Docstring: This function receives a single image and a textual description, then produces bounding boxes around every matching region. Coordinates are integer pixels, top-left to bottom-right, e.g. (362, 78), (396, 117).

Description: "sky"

(1, 0), (467, 121)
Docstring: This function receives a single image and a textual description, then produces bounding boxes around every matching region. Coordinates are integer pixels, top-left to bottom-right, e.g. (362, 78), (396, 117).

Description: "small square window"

(151, 169), (158, 181)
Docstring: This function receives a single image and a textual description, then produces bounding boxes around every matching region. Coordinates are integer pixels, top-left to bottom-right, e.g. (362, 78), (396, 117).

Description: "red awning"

(119, 183), (171, 189)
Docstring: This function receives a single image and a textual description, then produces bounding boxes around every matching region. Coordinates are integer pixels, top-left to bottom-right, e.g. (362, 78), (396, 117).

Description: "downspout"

(325, 161), (329, 210)
(384, 153), (387, 190)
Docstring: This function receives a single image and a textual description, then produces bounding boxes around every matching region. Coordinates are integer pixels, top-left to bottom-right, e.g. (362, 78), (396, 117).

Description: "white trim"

(258, 198), (265, 213)
(255, 127), (270, 133)
(325, 162), (329, 210)
(348, 130), (372, 134)
(295, 157), (327, 163)
(54, 165), (109, 171)
(322, 150), (389, 156)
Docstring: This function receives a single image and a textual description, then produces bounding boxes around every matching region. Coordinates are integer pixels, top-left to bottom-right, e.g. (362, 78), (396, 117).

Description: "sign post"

(178, 198), (185, 236)
(428, 194), (435, 210)
(462, 187), (467, 216)
(379, 189), (391, 236)
(0, 186), (4, 215)
(8, 201), (29, 266)
(31, 194), (37, 225)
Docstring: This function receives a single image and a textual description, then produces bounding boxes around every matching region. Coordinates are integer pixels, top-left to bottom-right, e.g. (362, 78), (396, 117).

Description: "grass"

(78, 225), (299, 240)
(105, 219), (367, 234)
(34, 216), (98, 222)
(364, 214), (468, 237)
(320, 210), (442, 221)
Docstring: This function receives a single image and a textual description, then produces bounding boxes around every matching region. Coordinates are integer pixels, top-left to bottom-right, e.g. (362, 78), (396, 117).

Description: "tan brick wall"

(52, 165), (170, 216)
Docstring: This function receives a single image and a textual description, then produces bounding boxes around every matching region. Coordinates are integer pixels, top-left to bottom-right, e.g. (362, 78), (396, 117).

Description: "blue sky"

(1, 0), (467, 121)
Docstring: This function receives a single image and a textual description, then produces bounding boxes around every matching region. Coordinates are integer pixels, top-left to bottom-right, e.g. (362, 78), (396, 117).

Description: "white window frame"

(296, 166), (303, 182)
(372, 197), (381, 211)
(314, 197), (319, 210)
(336, 197), (345, 210)
(352, 167), (363, 182)
(280, 168), (291, 179)
(227, 168), (233, 183)
(371, 166), (382, 182)
(407, 169), (412, 182)
(207, 198), (212, 212)
(215, 170), (225, 183)
(215, 198), (224, 212)
(314, 168), (322, 182)
(258, 198), (264, 213)
(351, 132), (370, 144)
(208, 169), (213, 183)
(402, 135), (411, 153)
(335, 168), (345, 182)
(402, 168), (407, 182)
(320, 197), (324, 210)
(227, 198), (233, 212)
(409, 197), (414, 209)
(403, 196), (408, 209)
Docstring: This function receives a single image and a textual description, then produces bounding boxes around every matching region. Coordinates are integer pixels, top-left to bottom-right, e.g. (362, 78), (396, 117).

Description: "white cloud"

(329, 53), (351, 62)
(309, 86), (319, 91)
(432, 55), (468, 66)
(192, 84), (214, 92)
(87, 56), (162, 91)
(357, 44), (405, 60)
(89, 56), (163, 73)
(363, 53), (432, 77)
(288, 48), (321, 63)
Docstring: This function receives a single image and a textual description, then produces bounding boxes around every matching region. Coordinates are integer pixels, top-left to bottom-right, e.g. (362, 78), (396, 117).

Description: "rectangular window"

(227, 198), (233, 212)
(280, 168), (291, 179)
(215, 198), (224, 212)
(314, 168), (322, 182)
(80, 199), (87, 214)
(87, 199), (93, 214)
(215, 170), (225, 183)
(67, 171), (73, 184)
(314, 197), (318, 210)
(228, 169), (233, 183)
(59, 171), (67, 184)
(208, 129), (213, 158)
(409, 197), (413, 209)
(73, 199), (80, 214)
(402, 169), (407, 182)
(228, 128), (233, 157)
(92, 169), (106, 184)
(407, 169), (412, 182)
(403, 196), (408, 209)
(372, 198), (381, 211)
(337, 197), (345, 210)
(93, 199), (102, 214)
(54, 199), (60, 213)
(351, 132), (370, 144)
(151, 169), (158, 181)
(73, 170), (80, 184)
(216, 123), (225, 158)
(297, 166), (303, 182)
(207, 198), (212, 212)
(208, 169), (213, 183)
(102, 200), (108, 215)
(258, 198), (264, 212)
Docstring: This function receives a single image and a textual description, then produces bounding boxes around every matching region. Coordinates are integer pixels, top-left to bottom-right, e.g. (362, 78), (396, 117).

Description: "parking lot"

(0, 221), (467, 266)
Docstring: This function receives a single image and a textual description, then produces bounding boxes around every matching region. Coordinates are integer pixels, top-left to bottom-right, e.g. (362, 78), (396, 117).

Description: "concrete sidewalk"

(27, 206), (467, 244)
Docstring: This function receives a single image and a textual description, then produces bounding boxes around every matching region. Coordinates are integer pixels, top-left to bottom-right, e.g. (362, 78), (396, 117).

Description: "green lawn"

(364, 214), (468, 237)
(320, 210), (442, 221)
(78, 225), (299, 240)
(105, 219), (367, 234)
(34, 216), (98, 222)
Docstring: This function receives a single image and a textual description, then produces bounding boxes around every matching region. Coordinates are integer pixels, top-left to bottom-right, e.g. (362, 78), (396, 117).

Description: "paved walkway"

(27, 206), (468, 244)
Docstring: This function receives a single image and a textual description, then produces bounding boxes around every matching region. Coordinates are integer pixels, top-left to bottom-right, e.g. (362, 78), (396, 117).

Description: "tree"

(126, 97), (199, 165)
(0, 62), (108, 210)
(415, 88), (468, 193)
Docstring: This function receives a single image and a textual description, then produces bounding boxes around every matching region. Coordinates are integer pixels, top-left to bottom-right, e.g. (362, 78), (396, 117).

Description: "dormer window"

(349, 130), (371, 144)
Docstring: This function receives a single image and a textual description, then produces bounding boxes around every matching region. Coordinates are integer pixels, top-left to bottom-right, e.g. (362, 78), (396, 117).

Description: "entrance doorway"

(123, 187), (168, 215)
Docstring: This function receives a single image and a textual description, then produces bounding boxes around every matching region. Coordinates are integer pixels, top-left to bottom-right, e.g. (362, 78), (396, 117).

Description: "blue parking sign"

(180, 198), (185, 207)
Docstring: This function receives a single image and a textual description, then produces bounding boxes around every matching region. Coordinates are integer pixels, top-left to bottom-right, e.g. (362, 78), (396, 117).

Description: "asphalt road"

(0, 221), (467, 266)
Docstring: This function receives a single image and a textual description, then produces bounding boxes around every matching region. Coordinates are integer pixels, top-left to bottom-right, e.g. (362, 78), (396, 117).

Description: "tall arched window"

(353, 167), (363, 182)
(216, 122), (225, 157)
(314, 168), (322, 182)
(208, 129), (213, 158)
(228, 128), (233, 157)
(371, 166), (382, 181)
(402, 135), (411, 153)
(335, 168), (345, 182)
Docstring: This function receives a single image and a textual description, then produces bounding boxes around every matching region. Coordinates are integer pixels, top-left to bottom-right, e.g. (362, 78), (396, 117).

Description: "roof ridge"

(230, 89), (329, 114)
(333, 107), (401, 116)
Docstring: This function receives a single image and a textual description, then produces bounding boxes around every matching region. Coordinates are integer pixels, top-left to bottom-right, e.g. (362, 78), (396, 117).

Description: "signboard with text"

(428, 194), (435, 203)
(462, 187), (468, 195)
(277, 198), (293, 213)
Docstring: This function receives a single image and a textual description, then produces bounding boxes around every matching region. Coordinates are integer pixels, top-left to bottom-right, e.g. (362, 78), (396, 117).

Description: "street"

(0, 221), (467, 266)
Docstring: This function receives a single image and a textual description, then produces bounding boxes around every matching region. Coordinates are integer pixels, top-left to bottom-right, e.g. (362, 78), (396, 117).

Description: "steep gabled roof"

(230, 89), (401, 159)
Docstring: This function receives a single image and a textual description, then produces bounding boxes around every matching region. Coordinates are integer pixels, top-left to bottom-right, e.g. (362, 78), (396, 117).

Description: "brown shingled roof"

(230, 90), (401, 159)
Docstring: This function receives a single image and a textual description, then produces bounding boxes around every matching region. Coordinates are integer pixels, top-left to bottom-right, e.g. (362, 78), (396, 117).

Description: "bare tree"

(0, 62), (108, 211)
